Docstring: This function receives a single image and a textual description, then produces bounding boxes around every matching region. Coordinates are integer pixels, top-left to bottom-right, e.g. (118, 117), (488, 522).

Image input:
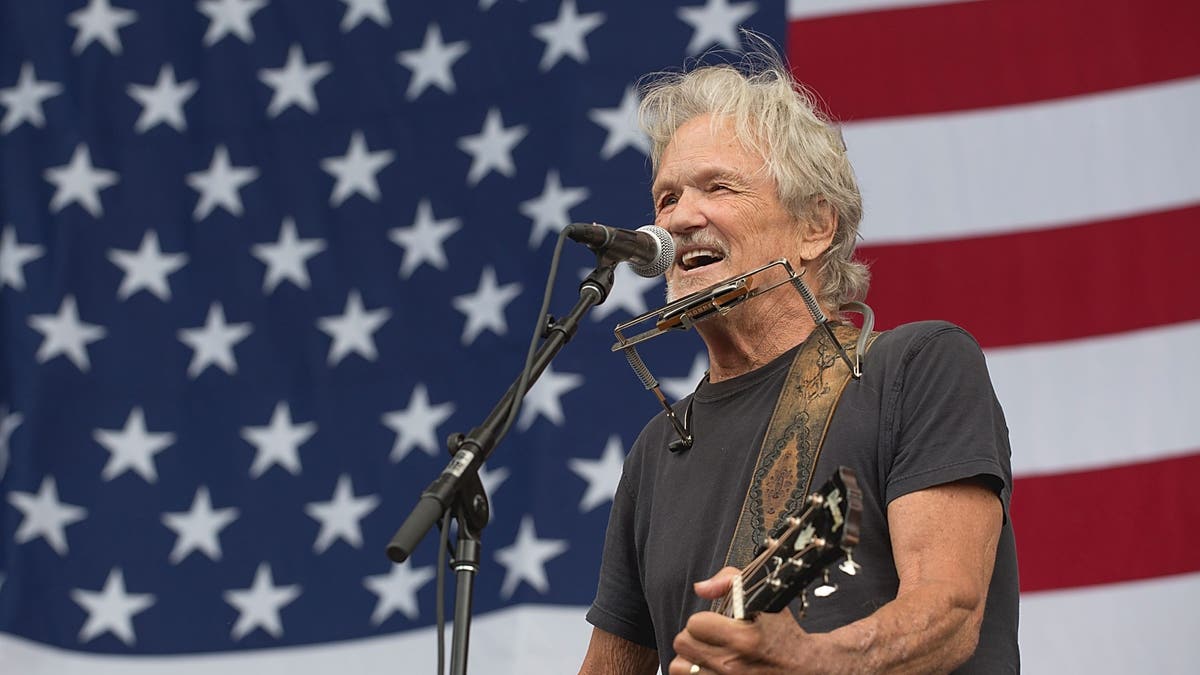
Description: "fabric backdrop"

(1, 0), (1197, 672)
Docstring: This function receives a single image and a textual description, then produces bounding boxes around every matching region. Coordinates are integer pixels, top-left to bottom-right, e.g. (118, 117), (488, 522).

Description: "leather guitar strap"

(719, 323), (878, 573)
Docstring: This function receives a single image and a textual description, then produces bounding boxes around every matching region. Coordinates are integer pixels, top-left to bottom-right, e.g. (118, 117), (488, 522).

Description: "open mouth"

(678, 248), (726, 271)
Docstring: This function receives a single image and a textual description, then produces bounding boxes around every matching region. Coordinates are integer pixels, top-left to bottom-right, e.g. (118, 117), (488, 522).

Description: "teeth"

(681, 249), (724, 266)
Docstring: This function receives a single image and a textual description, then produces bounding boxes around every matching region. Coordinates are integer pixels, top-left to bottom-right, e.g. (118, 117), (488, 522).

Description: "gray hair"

(637, 46), (870, 308)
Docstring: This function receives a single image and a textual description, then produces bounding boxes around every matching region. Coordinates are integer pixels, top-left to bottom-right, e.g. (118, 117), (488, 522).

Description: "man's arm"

(669, 478), (1003, 674)
(578, 627), (659, 675)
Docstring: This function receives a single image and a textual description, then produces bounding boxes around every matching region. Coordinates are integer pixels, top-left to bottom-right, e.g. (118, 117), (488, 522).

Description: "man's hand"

(668, 567), (819, 675)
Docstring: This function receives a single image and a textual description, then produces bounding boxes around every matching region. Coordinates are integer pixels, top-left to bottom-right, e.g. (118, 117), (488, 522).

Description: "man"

(578, 52), (1018, 674)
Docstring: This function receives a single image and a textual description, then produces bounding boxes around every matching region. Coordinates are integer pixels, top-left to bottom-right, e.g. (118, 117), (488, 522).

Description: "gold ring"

(689, 665), (701, 675)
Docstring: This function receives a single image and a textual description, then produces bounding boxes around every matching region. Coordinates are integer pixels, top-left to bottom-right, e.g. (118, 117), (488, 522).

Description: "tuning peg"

(813, 569), (838, 598)
(838, 551), (861, 577)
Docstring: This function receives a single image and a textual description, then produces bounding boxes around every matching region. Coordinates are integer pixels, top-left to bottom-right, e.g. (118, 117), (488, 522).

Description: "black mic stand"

(386, 261), (618, 675)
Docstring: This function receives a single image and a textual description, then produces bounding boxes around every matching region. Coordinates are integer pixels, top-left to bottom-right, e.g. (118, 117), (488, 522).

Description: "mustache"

(672, 231), (730, 258)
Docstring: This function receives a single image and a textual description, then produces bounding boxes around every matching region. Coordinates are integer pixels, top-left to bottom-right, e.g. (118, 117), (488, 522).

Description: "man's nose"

(664, 189), (706, 235)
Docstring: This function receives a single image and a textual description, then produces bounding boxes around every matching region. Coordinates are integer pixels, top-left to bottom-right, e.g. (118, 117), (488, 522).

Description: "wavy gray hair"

(637, 47), (870, 308)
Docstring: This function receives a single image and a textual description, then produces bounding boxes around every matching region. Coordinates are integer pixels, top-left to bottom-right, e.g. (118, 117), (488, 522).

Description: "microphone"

(565, 223), (675, 278)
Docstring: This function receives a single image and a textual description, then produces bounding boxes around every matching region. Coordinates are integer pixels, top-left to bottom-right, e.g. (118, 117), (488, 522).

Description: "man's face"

(652, 114), (803, 301)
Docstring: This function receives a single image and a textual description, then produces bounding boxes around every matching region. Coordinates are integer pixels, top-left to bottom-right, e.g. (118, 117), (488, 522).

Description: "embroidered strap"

(720, 324), (878, 572)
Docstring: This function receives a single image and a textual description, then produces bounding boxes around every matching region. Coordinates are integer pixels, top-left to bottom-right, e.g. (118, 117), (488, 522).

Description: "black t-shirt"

(586, 321), (1020, 673)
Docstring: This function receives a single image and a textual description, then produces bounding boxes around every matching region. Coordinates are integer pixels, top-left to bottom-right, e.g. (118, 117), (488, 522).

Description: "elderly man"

(578, 52), (1018, 675)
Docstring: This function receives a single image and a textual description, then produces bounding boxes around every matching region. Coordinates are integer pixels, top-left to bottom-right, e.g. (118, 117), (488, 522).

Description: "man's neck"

(697, 292), (821, 382)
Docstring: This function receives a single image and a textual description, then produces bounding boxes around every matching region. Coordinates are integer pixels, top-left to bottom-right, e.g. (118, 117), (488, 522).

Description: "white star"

(589, 85), (649, 159)
(517, 364), (584, 431)
(494, 515), (569, 599)
(224, 563), (302, 641)
(127, 64), (197, 133)
(186, 145), (260, 220)
(107, 230), (188, 301)
(677, 0), (758, 55)
(451, 266), (522, 346)
(382, 383), (456, 463)
(251, 217), (326, 293)
(71, 568), (155, 646)
(396, 23), (469, 100)
(521, 169), (590, 248)
(0, 63), (63, 134)
(43, 144), (120, 218)
(363, 561), (435, 625)
(198, 0), (268, 46)
(177, 302), (253, 378)
(67, 0), (138, 55)
(304, 474), (380, 553)
(388, 200), (460, 279)
(477, 462), (509, 511)
(93, 407), (176, 483)
(320, 131), (395, 207)
(0, 406), (22, 481)
(258, 44), (332, 117)
(457, 107), (528, 186)
(317, 290), (391, 366)
(338, 0), (391, 31)
(8, 476), (87, 555)
(241, 401), (317, 478)
(661, 352), (709, 401)
(161, 486), (240, 564)
(584, 263), (661, 320)
(0, 225), (44, 291)
(568, 435), (627, 512)
(28, 295), (106, 372)
(531, 0), (605, 72)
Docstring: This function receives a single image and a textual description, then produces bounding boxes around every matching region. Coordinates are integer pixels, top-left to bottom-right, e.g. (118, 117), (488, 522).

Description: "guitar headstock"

(722, 466), (863, 618)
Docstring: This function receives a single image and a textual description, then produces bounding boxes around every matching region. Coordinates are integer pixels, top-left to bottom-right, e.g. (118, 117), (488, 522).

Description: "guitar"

(714, 466), (863, 620)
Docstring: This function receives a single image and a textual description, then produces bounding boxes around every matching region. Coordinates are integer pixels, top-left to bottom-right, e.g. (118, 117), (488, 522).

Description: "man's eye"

(658, 194), (678, 209)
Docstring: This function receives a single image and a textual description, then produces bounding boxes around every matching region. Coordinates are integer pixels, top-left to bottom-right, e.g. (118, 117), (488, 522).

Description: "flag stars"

(198, 0), (268, 46)
(28, 295), (107, 372)
(0, 63), (63, 134)
(661, 352), (709, 401)
(389, 200), (460, 279)
(186, 145), (260, 221)
(93, 407), (176, 483)
(177, 302), (253, 378)
(363, 561), (436, 625)
(457, 108), (528, 186)
(521, 169), (590, 248)
(251, 217), (326, 293)
(568, 435), (627, 512)
(258, 44), (332, 117)
(677, 0), (758, 55)
(589, 85), (649, 159)
(531, 0), (606, 72)
(127, 64), (197, 133)
(224, 563), (302, 641)
(8, 476), (88, 556)
(494, 516), (569, 599)
(338, 0), (392, 31)
(517, 365), (584, 431)
(318, 290), (392, 366)
(321, 131), (396, 207)
(0, 407), (22, 481)
(382, 383), (456, 463)
(107, 230), (188, 301)
(1, 225), (45, 291)
(44, 144), (120, 218)
(452, 266), (522, 346)
(241, 402), (317, 478)
(396, 24), (469, 100)
(71, 568), (155, 646)
(304, 474), (380, 553)
(161, 486), (240, 564)
(68, 0), (138, 55)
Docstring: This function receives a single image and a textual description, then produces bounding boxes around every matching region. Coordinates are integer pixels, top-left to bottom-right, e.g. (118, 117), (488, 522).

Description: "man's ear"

(799, 197), (838, 262)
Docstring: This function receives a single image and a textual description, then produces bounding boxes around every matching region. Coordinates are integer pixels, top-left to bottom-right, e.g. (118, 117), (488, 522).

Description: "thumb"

(693, 566), (742, 600)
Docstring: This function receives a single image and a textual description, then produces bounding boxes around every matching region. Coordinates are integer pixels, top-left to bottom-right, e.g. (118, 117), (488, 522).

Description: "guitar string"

(717, 501), (823, 616)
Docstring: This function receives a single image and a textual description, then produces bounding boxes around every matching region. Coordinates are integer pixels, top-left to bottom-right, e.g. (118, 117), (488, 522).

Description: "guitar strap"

(719, 323), (878, 573)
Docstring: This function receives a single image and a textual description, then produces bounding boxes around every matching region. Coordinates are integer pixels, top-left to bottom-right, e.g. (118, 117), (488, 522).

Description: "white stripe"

(986, 321), (1200, 478)
(844, 77), (1200, 245)
(0, 604), (594, 675)
(1021, 573), (1200, 673)
(787, 0), (983, 21)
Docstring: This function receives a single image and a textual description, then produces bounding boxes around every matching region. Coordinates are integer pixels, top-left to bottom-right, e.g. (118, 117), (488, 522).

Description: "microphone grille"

(631, 225), (675, 278)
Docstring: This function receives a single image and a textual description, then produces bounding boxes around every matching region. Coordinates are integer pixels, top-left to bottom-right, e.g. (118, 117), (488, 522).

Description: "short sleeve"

(585, 468), (657, 649)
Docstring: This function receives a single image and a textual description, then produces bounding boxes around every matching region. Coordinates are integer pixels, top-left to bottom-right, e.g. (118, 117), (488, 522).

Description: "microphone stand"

(386, 260), (618, 675)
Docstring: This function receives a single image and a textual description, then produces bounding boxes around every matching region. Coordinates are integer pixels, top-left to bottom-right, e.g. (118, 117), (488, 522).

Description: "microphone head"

(631, 225), (675, 278)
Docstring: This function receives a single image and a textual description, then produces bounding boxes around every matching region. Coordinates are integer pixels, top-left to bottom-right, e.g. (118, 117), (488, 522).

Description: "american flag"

(0, 0), (1196, 673)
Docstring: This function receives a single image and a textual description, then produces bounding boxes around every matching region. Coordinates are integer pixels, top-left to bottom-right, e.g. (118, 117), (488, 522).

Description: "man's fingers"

(692, 565), (742, 600)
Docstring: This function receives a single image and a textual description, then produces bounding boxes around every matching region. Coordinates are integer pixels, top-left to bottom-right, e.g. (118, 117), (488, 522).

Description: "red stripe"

(788, 0), (1200, 121)
(1012, 451), (1200, 592)
(854, 204), (1200, 348)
